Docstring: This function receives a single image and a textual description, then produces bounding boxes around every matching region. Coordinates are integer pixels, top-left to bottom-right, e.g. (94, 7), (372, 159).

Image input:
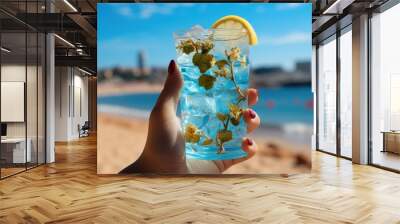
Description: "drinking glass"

(174, 27), (249, 160)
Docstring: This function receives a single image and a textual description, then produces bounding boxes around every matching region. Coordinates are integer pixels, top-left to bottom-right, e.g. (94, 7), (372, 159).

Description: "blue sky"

(98, 3), (311, 70)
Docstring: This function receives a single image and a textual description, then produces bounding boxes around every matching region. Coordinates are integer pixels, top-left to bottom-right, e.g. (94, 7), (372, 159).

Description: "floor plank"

(0, 134), (399, 223)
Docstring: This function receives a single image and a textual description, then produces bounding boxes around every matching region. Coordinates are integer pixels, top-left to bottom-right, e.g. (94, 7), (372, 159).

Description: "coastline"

(98, 110), (311, 174)
(97, 82), (312, 174)
(97, 82), (163, 96)
(99, 104), (313, 146)
(98, 104), (151, 119)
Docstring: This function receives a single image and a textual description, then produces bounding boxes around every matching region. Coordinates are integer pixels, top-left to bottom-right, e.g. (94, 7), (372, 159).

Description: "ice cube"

(185, 25), (209, 39)
(177, 53), (193, 65)
(181, 94), (216, 115)
(215, 90), (239, 114)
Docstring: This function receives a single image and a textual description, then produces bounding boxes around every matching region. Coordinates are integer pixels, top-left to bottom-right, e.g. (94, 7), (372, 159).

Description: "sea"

(99, 86), (312, 124)
(98, 86), (314, 145)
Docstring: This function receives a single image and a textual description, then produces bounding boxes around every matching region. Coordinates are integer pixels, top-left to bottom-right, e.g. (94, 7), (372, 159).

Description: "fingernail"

(247, 138), (253, 146)
(249, 109), (256, 119)
(168, 60), (176, 75)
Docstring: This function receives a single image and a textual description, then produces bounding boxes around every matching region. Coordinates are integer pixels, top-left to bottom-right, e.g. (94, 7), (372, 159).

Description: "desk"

(1, 138), (31, 163)
(381, 131), (400, 155)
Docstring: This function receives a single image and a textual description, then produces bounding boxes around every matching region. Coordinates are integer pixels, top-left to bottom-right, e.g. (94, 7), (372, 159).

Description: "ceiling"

(1, 0), (396, 73)
(312, 0), (391, 43)
(0, 0), (97, 73)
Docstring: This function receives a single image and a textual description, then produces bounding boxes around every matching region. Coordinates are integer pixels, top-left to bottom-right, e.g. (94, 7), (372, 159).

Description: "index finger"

(247, 88), (258, 106)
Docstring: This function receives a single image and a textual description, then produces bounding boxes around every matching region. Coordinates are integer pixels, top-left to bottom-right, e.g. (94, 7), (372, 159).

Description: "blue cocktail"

(175, 26), (250, 160)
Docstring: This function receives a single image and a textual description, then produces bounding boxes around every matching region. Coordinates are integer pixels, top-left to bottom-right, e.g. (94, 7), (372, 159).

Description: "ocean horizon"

(98, 86), (313, 125)
(98, 86), (313, 145)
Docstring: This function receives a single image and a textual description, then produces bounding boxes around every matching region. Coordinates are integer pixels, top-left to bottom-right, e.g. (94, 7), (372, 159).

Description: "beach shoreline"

(98, 81), (163, 96)
(98, 111), (311, 174)
(99, 103), (313, 146)
(97, 82), (312, 174)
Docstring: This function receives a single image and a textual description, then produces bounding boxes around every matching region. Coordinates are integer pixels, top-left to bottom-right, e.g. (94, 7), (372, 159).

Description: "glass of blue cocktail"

(174, 25), (250, 160)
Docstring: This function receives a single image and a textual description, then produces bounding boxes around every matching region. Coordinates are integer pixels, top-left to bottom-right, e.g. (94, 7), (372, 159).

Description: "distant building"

(251, 61), (311, 87)
(295, 61), (311, 75)
(104, 69), (113, 79)
(137, 50), (149, 76)
(253, 66), (284, 75)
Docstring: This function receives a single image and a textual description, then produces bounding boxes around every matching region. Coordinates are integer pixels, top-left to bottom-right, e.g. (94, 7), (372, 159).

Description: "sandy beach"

(97, 112), (311, 174)
(97, 81), (311, 174)
(98, 82), (163, 96)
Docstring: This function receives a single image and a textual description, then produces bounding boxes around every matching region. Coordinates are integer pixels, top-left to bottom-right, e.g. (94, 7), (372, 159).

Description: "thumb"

(154, 60), (183, 111)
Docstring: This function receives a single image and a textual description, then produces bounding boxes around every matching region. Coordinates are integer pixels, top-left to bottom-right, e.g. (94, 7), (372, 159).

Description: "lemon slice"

(212, 15), (258, 45)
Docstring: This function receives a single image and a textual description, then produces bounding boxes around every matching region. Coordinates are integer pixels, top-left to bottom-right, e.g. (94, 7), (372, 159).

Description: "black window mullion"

(367, 11), (373, 165)
(36, 0), (39, 167)
(336, 28), (341, 157)
(44, 32), (47, 164)
(25, 0), (28, 171)
(0, 23), (2, 179)
(315, 45), (319, 151)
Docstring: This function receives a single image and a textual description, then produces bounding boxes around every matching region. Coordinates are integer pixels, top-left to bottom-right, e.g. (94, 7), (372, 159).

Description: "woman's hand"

(120, 60), (260, 174)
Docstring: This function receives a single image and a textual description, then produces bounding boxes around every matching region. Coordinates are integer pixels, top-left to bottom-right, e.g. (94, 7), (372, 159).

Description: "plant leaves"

(216, 113), (228, 121)
(191, 134), (200, 143)
(185, 124), (200, 143)
(229, 104), (243, 119)
(193, 53), (215, 73)
(198, 63), (210, 73)
(201, 138), (213, 146)
(201, 40), (214, 54)
(227, 47), (241, 61)
(198, 74), (216, 90)
(183, 45), (195, 54)
(179, 39), (196, 54)
(192, 53), (202, 66)
(230, 117), (240, 126)
(214, 67), (229, 78)
(217, 130), (232, 143)
(215, 59), (228, 69)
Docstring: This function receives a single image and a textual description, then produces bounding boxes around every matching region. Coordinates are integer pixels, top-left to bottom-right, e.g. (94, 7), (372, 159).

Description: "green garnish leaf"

(216, 113), (228, 121)
(185, 124), (201, 143)
(178, 39), (196, 54)
(215, 60), (228, 69)
(198, 74), (216, 90)
(230, 117), (240, 126)
(217, 130), (232, 143)
(192, 53), (202, 66)
(214, 67), (229, 78)
(192, 53), (215, 73)
(201, 138), (213, 146)
(201, 40), (214, 54)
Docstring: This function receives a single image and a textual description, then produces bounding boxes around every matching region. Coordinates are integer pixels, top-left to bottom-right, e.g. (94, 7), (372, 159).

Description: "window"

(370, 3), (400, 171)
(317, 35), (337, 154)
(339, 27), (352, 158)
(0, 1), (46, 179)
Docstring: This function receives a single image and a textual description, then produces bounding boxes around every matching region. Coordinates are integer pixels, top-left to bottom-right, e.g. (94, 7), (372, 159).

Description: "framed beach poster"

(97, 3), (312, 174)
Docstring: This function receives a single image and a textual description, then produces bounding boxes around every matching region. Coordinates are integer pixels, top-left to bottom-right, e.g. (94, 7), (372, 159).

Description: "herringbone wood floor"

(1, 135), (400, 224)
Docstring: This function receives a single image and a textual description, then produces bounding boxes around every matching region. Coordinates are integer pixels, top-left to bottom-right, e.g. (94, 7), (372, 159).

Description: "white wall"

(1, 64), (46, 164)
(1, 65), (37, 138)
(54, 67), (89, 141)
(1, 66), (26, 127)
(72, 73), (89, 138)
(55, 66), (69, 141)
(1, 82), (25, 122)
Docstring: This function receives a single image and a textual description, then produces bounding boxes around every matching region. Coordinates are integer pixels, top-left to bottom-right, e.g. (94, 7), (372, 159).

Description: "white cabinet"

(1, 138), (32, 163)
